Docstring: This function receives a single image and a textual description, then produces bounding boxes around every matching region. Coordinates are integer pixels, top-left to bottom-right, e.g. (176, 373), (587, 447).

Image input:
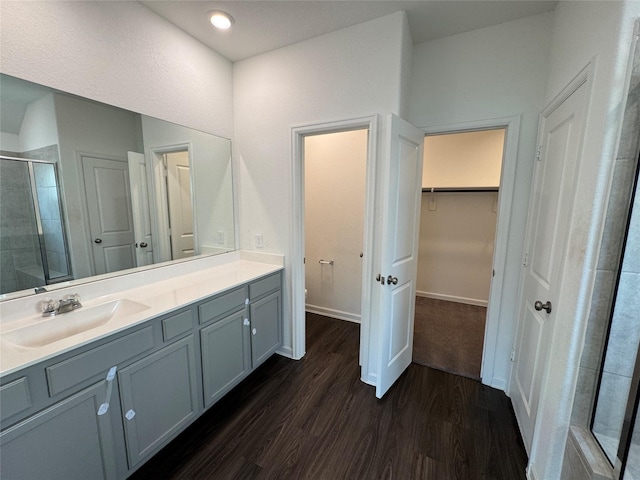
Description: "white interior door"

(375, 114), (425, 398)
(127, 152), (154, 267)
(82, 156), (136, 275)
(166, 151), (194, 259)
(509, 80), (588, 452)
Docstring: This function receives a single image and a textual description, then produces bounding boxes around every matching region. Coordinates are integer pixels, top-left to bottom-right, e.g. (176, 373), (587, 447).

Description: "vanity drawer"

(0, 377), (31, 422)
(45, 326), (155, 396)
(198, 286), (246, 325)
(162, 309), (194, 342)
(249, 273), (281, 300)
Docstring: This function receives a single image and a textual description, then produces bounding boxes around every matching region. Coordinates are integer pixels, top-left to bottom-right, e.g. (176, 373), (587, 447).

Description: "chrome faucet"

(41, 294), (82, 317)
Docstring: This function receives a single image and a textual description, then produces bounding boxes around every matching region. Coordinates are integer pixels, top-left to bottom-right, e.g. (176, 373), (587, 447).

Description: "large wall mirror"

(0, 73), (235, 300)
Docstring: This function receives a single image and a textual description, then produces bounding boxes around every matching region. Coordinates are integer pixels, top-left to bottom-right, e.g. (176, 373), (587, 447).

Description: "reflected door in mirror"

(165, 151), (195, 259)
(82, 156), (136, 274)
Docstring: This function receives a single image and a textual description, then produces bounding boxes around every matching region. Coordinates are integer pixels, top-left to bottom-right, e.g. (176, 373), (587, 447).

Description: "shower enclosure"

(0, 155), (72, 295)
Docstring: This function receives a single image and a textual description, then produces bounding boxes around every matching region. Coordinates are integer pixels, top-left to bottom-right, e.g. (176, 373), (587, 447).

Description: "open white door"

(127, 152), (154, 267)
(166, 151), (195, 259)
(375, 114), (425, 398)
(509, 79), (588, 452)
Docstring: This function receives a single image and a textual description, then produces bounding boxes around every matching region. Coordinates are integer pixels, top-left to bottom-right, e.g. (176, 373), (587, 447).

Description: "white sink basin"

(3, 299), (150, 348)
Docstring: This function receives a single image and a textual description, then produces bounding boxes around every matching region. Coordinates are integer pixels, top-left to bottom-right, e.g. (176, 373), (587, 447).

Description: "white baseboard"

(276, 345), (294, 359)
(416, 290), (488, 307)
(305, 304), (361, 323)
(485, 376), (506, 391)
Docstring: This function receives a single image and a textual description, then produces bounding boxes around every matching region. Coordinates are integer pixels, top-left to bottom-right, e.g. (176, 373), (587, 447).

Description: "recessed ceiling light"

(208, 10), (234, 30)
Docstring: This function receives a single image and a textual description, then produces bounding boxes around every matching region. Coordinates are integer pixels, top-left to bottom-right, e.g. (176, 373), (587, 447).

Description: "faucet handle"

(41, 298), (58, 316)
(63, 293), (81, 304)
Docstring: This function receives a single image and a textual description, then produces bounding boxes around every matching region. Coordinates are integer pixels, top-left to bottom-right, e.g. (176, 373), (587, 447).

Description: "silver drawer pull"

(125, 409), (136, 421)
(319, 259), (334, 265)
(252, 328), (257, 335)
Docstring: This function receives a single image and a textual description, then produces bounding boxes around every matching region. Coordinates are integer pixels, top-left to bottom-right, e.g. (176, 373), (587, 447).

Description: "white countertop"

(0, 252), (283, 377)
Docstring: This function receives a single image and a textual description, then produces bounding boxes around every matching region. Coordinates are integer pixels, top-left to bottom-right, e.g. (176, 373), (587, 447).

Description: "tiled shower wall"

(561, 36), (640, 480)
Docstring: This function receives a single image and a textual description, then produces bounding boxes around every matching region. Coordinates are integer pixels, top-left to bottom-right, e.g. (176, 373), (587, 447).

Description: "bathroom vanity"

(0, 254), (283, 479)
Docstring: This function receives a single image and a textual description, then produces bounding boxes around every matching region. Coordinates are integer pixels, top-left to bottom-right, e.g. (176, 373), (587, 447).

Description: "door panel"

(375, 114), (425, 398)
(510, 81), (588, 452)
(83, 156), (136, 275)
(127, 152), (154, 267)
(166, 152), (194, 259)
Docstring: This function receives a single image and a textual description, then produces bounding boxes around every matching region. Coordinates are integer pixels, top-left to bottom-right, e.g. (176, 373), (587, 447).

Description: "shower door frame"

(0, 155), (73, 287)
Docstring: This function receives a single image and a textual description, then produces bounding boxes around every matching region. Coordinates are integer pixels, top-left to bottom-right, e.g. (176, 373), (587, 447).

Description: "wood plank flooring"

(130, 314), (527, 480)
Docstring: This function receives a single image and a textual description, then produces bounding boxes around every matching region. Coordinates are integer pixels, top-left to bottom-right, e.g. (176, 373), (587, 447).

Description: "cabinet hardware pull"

(244, 318), (250, 326)
(97, 366), (117, 416)
(125, 409), (136, 420)
(252, 328), (257, 335)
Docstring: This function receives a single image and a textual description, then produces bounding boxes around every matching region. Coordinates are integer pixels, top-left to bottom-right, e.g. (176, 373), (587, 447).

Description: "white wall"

(423, 129), (504, 188)
(526, 2), (640, 479)
(234, 11), (411, 355)
(19, 94), (59, 152)
(408, 12), (553, 388)
(417, 193), (498, 305)
(304, 130), (367, 322)
(0, 1), (233, 139)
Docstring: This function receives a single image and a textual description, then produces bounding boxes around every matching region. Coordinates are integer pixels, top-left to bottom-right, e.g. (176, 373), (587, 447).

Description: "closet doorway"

(304, 129), (368, 333)
(414, 128), (505, 379)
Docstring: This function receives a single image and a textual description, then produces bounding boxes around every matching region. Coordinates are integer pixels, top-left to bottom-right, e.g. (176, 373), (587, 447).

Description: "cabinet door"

(249, 290), (282, 367)
(201, 310), (251, 408)
(118, 335), (199, 469)
(0, 381), (119, 480)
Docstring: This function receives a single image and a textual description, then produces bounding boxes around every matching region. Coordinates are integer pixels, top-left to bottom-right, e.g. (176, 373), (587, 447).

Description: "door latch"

(376, 274), (385, 285)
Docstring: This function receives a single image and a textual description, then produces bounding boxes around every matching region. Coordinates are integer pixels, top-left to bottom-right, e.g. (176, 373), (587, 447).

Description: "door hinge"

(522, 252), (529, 267)
(536, 145), (543, 161)
(510, 348), (516, 362)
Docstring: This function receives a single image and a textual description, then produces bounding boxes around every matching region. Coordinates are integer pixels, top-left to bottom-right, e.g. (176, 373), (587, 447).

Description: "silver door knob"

(387, 275), (398, 285)
(94, 238), (102, 244)
(534, 300), (552, 314)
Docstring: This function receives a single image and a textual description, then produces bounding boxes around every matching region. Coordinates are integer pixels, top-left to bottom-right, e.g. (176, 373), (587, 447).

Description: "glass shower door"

(0, 156), (71, 295)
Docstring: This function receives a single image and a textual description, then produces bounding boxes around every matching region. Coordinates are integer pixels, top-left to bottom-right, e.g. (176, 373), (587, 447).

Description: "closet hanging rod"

(422, 187), (499, 193)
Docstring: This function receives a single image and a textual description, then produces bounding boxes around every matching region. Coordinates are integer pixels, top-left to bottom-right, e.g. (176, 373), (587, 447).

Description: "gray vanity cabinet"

(0, 268), (283, 480)
(248, 273), (282, 368)
(200, 310), (251, 407)
(0, 381), (120, 480)
(199, 272), (282, 408)
(117, 335), (199, 469)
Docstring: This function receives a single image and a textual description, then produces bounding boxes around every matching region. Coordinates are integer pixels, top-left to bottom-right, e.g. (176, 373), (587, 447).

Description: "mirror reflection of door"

(164, 151), (194, 259)
(128, 151), (154, 267)
(82, 156), (136, 275)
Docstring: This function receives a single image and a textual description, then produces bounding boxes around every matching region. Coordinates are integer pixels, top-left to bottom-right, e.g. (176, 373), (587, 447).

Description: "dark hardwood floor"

(130, 314), (527, 480)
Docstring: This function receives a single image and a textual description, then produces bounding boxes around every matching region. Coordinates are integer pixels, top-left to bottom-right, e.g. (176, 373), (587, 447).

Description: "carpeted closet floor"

(413, 296), (487, 380)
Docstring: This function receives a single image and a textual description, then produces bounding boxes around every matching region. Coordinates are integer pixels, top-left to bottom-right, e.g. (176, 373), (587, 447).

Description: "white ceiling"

(142, 0), (558, 62)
